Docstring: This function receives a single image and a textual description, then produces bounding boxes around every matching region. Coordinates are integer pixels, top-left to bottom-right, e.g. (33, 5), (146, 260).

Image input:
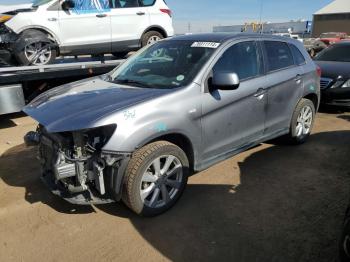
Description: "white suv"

(1, 0), (174, 65)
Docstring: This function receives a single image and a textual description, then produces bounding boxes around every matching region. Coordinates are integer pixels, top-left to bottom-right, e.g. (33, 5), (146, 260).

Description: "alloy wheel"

(24, 42), (52, 65)
(140, 155), (183, 208)
(295, 105), (313, 137)
(147, 35), (161, 45)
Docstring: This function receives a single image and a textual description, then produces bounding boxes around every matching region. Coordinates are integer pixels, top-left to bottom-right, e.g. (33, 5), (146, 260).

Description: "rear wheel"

(15, 30), (56, 66)
(141, 31), (164, 47)
(122, 141), (189, 217)
(287, 98), (316, 144)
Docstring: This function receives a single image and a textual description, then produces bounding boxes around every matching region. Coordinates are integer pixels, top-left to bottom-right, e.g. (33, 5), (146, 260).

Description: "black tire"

(122, 141), (189, 217)
(15, 29), (56, 66)
(339, 208), (350, 262)
(287, 98), (316, 144)
(141, 31), (164, 47)
(112, 51), (129, 59)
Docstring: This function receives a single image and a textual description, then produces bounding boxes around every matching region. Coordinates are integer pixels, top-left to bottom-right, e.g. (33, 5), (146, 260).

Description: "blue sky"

(3, 0), (333, 33)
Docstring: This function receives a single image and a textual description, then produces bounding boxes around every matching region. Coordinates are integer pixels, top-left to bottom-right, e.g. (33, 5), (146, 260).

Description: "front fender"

(101, 105), (202, 160)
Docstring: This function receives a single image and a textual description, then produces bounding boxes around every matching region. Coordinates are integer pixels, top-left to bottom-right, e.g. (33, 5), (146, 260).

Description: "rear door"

(262, 40), (303, 135)
(58, 0), (111, 54)
(109, 0), (150, 52)
(200, 41), (267, 162)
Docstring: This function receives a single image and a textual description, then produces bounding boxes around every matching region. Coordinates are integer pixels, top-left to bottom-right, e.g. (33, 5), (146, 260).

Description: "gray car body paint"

(23, 33), (320, 172)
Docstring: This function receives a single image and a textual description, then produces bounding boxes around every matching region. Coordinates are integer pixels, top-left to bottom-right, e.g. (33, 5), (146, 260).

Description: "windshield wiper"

(114, 79), (152, 88)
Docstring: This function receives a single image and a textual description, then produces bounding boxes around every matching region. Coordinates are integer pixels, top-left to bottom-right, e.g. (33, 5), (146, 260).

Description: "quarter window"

(213, 41), (260, 81)
(290, 44), (306, 65)
(264, 41), (294, 72)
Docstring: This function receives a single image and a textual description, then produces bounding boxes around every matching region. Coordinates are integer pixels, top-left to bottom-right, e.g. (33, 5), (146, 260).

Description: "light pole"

(259, 0), (264, 33)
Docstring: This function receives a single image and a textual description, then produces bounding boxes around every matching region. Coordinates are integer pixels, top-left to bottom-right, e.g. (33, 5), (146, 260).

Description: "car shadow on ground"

(1, 131), (350, 261)
(0, 145), (95, 214)
(338, 115), (350, 122)
(319, 105), (350, 114)
(0, 112), (26, 129)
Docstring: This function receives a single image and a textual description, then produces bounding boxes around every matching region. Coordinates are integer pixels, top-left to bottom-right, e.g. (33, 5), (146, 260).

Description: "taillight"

(160, 8), (172, 17)
(316, 66), (322, 77)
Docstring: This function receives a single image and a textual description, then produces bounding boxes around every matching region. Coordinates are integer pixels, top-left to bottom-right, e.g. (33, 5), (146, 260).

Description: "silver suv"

(24, 33), (320, 216)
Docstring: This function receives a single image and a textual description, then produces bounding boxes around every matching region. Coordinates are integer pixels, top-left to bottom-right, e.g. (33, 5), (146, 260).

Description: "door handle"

(295, 74), (302, 84)
(96, 13), (107, 18)
(136, 11), (146, 16)
(254, 88), (266, 99)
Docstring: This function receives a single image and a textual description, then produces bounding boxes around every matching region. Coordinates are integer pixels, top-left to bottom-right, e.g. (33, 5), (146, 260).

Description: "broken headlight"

(0, 15), (13, 23)
(83, 124), (117, 153)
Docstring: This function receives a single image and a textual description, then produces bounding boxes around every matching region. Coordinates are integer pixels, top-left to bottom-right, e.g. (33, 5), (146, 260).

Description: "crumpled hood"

(23, 77), (172, 132)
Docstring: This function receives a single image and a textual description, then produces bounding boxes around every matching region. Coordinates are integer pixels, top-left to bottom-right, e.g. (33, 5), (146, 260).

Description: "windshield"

(109, 40), (217, 89)
(315, 45), (350, 62)
(32, 0), (52, 6)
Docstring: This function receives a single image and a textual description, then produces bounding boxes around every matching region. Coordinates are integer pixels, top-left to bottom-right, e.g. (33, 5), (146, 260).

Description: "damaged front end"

(24, 124), (130, 205)
(0, 22), (17, 66)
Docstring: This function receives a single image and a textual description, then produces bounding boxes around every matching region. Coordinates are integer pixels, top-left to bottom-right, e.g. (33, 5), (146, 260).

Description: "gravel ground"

(0, 110), (349, 262)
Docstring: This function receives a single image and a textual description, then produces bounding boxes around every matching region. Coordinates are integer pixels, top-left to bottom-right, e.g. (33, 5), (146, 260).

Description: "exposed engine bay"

(0, 22), (17, 65)
(25, 125), (130, 205)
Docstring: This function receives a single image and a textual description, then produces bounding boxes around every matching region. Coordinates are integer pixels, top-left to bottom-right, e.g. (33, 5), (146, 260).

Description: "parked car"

(319, 32), (348, 46)
(273, 33), (303, 43)
(304, 38), (327, 57)
(304, 33), (348, 58)
(314, 42), (350, 107)
(23, 33), (320, 216)
(0, 0), (174, 66)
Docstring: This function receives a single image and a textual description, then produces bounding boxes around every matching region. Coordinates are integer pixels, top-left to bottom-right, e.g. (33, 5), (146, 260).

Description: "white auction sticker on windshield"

(191, 42), (220, 48)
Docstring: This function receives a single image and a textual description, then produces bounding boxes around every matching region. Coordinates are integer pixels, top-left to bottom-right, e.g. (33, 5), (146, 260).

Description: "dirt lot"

(0, 110), (350, 262)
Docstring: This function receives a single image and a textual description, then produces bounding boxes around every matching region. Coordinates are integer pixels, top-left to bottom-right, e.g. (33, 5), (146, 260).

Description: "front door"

(201, 41), (267, 163)
(58, 0), (112, 55)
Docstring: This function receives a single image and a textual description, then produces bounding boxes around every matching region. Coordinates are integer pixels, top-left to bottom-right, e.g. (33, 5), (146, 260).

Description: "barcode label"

(191, 42), (220, 48)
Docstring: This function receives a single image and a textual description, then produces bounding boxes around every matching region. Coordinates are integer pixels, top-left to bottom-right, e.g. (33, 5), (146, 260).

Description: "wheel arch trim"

(17, 26), (61, 45)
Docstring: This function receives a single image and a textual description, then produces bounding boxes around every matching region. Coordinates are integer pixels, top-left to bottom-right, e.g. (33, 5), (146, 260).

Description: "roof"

(171, 33), (289, 43)
(314, 0), (350, 15)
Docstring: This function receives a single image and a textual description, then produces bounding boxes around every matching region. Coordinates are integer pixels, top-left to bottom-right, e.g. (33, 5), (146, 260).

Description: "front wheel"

(15, 30), (56, 66)
(122, 141), (189, 217)
(287, 98), (316, 144)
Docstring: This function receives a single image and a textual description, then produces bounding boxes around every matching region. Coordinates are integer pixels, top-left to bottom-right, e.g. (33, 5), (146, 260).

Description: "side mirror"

(62, 0), (75, 10)
(211, 72), (240, 91)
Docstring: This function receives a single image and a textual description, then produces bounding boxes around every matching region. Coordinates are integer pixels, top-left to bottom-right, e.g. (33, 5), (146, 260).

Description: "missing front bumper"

(41, 171), (115, 205)
(25, 129), (130, 205)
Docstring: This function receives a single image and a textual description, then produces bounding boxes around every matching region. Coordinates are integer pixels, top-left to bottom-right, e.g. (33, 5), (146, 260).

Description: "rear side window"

(264, 41), (294, 72)
(290, 44), (306, 65)
(110, 0), (139, 8)
(139, 0), (155, 6)
(213, 41), (260, 81)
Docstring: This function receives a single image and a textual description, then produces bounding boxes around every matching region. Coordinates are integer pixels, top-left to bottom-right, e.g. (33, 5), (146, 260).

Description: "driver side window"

(213, 41), (260, 81)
